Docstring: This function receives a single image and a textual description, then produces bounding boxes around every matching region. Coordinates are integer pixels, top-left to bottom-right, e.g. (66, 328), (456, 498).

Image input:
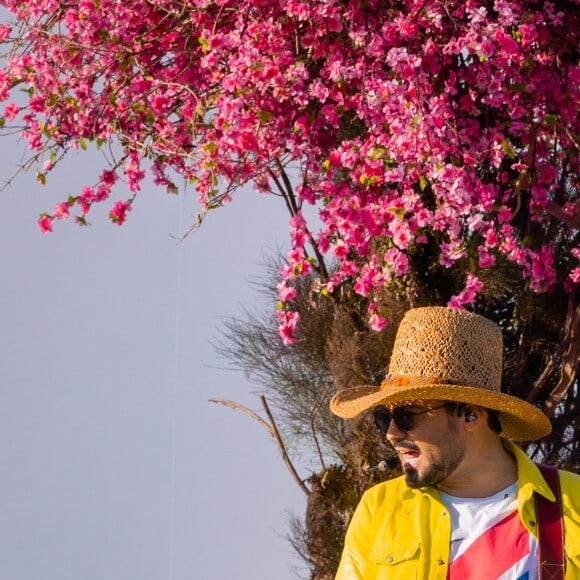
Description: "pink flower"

(529, 246), (556, 291)
(0, 24), (11, 43)
(447, 296), (464, 309)
(277, 281), (297, 303)
(100, 170), (118, 186)
(477, 246), (495, 269)
(333, 239), (349, 258)
(538, 165), (556, 185)
(3, 102), (19, 121)
(368, 313), (387, 331)
(37, 215), (53, 234)
(448, 274), (484, 307)
(326, 15), (343, 34)
(277, 310), (300, 345)
(108, 200), (131, 225)
(384, 248), (409, 276)
(389, 220), (412, 249)
(53, 202), (70, 220)
(497, 206), (512, 224)
(484, 229), (499, 247)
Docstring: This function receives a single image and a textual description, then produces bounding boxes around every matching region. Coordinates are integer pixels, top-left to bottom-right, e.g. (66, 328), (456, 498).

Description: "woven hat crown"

(387, 307), (502, 391)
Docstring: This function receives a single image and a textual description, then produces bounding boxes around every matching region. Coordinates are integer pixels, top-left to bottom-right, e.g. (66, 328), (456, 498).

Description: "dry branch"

(209, 396), (311, 496)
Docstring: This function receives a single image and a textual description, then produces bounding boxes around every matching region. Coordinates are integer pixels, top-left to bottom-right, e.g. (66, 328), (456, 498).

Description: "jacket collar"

(504, 439), (556, 503)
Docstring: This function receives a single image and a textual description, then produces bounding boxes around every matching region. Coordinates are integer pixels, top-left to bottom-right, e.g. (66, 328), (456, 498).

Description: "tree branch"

(542, 293), (579, 418)
(209, 396), (310, 496)
(260, 395), (311, 497)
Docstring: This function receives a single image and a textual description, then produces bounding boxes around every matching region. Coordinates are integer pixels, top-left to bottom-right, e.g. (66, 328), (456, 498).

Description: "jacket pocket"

(368, 541), (420, 579)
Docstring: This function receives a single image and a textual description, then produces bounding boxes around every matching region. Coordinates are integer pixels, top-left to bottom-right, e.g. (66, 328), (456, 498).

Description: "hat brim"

(330, 383), (551, 441)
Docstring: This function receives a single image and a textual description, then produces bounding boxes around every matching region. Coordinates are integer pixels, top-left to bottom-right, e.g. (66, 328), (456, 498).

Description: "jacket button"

(437, 559), (445, 565)
(386, 556), (393, 563)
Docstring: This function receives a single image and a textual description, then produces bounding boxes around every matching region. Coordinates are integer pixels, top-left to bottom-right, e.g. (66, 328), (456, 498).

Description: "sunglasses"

(373, 403), (455, 433)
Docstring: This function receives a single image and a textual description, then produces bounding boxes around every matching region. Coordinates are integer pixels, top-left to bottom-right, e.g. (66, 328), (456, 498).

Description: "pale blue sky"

(0, 133), (308, 579)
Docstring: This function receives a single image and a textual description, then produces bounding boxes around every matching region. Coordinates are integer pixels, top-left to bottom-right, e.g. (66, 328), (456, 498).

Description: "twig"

(209, 396), (310, 496)
(260, 395), (311, 496)
(209, 397), (272, 432)
(309, 384), (333, 472)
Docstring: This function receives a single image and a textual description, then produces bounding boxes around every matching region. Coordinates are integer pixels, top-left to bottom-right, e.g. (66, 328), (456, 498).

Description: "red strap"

(535, 464), (565, 580)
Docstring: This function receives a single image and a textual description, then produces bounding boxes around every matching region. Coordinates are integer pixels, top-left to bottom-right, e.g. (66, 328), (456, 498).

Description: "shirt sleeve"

(335, 493), (373, 579)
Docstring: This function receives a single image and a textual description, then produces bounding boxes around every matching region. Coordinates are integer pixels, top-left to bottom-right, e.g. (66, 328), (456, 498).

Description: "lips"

(397, 448), (420, 468)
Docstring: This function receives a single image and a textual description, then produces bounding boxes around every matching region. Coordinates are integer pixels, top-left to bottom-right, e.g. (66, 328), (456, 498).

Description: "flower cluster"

(0, 0), (577, 343)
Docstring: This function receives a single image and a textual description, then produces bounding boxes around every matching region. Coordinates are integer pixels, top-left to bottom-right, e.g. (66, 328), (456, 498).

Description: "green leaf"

(203, 141), (216, 154)
(419, 176), (428, 191)
(359, 174), (378, 187)
(501, 138), (516, 159)
(368, 146), (385, 160)
(257, 110), (273, 124)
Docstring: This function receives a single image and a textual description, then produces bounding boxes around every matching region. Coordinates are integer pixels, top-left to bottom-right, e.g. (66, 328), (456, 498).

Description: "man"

(330, 306), (579, 579)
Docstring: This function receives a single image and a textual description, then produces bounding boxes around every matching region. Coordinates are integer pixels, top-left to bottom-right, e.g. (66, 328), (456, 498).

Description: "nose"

(386, 418), (407, 444)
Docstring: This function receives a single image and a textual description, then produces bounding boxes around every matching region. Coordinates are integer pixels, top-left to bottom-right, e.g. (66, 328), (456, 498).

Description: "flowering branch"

(0, 0), (577, 342)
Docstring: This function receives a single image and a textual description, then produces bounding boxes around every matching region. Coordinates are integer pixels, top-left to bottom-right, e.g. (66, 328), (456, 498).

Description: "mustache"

(392, 441), (420, 452)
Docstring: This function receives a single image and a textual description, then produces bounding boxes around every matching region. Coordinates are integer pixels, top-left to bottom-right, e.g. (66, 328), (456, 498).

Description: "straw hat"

(330, 306), (551, 441)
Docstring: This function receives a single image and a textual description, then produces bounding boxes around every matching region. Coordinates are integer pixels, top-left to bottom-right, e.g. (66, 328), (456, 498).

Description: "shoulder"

(558, 469), (580, 507)
(558, 468), (580, 486)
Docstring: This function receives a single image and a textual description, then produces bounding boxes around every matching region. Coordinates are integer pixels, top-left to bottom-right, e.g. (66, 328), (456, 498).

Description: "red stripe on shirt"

(448, 510), (530, 579)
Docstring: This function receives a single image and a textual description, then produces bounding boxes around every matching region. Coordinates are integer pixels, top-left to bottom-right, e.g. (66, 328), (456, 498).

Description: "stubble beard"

(404, 422), (465, 489)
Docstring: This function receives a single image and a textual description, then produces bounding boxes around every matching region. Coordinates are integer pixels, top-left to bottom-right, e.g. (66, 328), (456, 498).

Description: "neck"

(436, 437), (517, 498)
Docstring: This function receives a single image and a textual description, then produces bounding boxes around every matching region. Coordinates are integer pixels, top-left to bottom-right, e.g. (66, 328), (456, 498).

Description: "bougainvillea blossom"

(0, 0), (577, 343)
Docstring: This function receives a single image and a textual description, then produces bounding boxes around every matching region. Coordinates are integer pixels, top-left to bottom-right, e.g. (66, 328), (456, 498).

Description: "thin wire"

(167, 195), (183, 580)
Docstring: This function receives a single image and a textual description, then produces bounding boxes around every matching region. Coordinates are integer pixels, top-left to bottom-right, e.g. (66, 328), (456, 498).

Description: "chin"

(405, 464), (447, 489)
(404, 466), (423, 488)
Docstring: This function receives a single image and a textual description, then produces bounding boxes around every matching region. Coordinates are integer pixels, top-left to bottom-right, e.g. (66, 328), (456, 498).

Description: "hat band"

(380, 375), (462, 390)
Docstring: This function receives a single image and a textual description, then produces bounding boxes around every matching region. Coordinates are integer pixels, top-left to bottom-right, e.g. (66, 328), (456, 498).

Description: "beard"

(403, 420), (466, 489)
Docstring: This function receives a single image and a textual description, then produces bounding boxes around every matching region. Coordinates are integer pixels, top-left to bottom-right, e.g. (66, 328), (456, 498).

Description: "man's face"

(384, 401), (466, 488)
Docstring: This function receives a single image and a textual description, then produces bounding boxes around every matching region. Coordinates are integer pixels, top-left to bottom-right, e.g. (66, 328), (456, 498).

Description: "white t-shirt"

(439, 482), (538, 579)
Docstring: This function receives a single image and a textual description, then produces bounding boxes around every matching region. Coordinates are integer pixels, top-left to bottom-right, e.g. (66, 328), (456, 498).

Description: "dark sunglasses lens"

(392, 407), (415, 431)
(373, 407), (392, 433)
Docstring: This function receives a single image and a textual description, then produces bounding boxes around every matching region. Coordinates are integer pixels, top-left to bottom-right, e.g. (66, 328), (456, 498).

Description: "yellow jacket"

(336, 442), (580, 579)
